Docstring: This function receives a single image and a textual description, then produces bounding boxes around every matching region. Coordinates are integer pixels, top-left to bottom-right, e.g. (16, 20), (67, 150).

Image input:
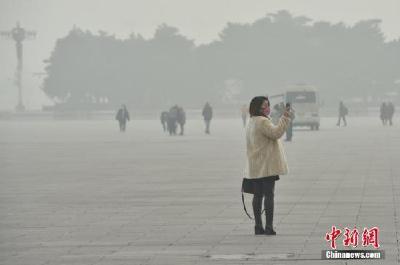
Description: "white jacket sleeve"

(260, 116), (290, 140)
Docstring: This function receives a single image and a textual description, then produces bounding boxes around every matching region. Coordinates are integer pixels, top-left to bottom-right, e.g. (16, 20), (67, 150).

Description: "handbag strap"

(241, 192), (253, 219)
(241, 191), (266, 219)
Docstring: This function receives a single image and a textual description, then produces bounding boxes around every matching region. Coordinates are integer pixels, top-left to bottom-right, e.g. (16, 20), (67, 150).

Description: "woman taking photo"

(246, 96), (291, 235)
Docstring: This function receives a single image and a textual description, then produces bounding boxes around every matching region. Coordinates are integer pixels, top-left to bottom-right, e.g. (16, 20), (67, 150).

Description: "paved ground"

(0, 116), (399, 265)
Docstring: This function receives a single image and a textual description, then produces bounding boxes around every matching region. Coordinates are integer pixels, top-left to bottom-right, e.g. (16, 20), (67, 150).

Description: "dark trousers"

(167, 121), (177, 135)
(337, 115), (347, 126)
(205, 120), (211, 134)
(119, 121), (126, 132)
(178, 123), (184, 135)
(381, 116), (387, 126)
(252, 178), (276, 230)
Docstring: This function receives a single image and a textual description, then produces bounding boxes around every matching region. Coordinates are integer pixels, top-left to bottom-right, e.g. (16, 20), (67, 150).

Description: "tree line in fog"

(42, 10), (400, 109)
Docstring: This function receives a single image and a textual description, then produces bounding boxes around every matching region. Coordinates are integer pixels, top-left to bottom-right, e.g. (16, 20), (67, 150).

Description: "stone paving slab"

(1, 117), (399, 264)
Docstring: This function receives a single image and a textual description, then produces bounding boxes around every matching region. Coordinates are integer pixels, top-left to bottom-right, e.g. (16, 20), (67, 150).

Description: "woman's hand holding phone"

(283, 103), (291, 118)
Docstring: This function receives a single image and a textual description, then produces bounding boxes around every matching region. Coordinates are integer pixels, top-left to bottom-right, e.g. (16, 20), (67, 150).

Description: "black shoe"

(255, 226), (265, 235)
(264, 227), (276, 235)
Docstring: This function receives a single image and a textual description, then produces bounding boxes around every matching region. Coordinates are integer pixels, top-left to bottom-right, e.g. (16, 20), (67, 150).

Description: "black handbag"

(241, 178), (267, 219)
(242, 178), (255, 194)
(241, 178), (254, 219)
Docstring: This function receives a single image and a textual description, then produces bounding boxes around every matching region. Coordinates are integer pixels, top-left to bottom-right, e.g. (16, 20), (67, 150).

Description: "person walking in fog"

(160, 111), (169, 132)
(167, 105), (179, 135)
(115, 104), (130, 132)
(336, 101), (348, 127)
(202, 102), (213, 134)
(241, 104), (248, 127)
(177, 106), (186, 135)
(380, 102), (388, 126)
(245, 96), (291, 235)
(387, 101), (395, 126)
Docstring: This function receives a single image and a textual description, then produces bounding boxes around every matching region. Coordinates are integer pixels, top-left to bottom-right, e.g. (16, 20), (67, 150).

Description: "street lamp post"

(1, 22), (36, 111)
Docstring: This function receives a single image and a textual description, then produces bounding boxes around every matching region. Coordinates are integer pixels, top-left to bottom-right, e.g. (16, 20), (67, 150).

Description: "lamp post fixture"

(1, 22), (36, 111)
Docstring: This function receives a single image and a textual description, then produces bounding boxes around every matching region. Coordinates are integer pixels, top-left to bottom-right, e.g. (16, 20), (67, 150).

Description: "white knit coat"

(245, 115), (290, 179)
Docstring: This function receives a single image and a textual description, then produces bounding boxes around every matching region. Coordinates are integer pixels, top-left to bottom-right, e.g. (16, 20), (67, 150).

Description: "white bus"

(285, 86), (320, 130)
(269, 86), (321, 130)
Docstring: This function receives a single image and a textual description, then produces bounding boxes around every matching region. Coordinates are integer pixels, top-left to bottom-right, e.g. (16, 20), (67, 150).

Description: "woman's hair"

(249, 96), (269, 117)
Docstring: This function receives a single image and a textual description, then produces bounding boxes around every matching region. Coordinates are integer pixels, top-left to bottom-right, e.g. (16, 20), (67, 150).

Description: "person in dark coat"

(177, 106), (186, 135)
(380, 102), (388, 126)
(160, 111), (169, 132)
(115, 104), (130, 132)
(336, 101), (348, 127)
(387, 101), (395, 126)
(202, 102), (213, 134)
(167, 105), (179, 135)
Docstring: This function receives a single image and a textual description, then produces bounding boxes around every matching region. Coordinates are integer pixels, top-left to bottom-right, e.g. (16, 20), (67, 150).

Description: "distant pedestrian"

(241, 104), (248, 127)
(285, 103), (295, 141)
(202, 102), (213, 134)
(271, 103), (283, 124)
(167, 105), (179, 135)
(387, 101), (395, 126)
(177, 106), (186, 135)
(337, 101), (348, 127)
(115, 104), (130, 132)
(160, 111), (169, 132)
(380, 102), (388, 126)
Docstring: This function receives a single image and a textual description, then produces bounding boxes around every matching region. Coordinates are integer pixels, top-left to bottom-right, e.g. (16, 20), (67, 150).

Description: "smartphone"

(285, 102), (291, 110)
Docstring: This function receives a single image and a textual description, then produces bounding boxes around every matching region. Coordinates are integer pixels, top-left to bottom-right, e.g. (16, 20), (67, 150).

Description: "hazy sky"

(0, 0), (399, 110)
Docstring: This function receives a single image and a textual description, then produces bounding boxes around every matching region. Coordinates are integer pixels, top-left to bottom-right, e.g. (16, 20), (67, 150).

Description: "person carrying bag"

(241, 96), (291, 235)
